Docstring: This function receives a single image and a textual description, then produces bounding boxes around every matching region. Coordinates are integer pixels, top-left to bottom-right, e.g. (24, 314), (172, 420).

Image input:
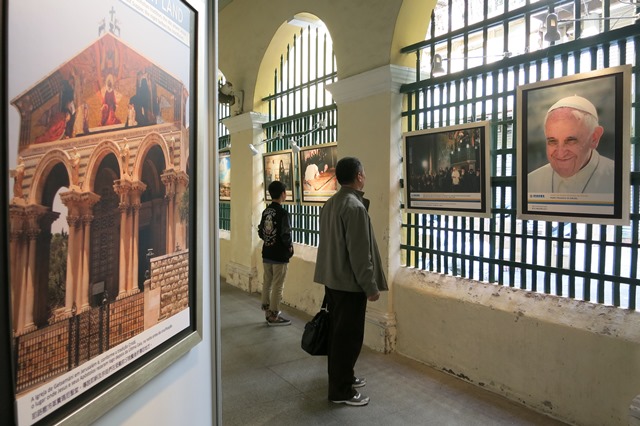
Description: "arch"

(29, 149), (72, 205)
(390, 0), (434, 67)
(85, 139), (123, 192)
(133, 132), (172, 181)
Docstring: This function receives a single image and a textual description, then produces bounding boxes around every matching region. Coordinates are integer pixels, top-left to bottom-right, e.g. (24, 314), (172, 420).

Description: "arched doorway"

(90, 153), (121, 305)
(35, 162), (70, 326)
(138, 145), (167, 290)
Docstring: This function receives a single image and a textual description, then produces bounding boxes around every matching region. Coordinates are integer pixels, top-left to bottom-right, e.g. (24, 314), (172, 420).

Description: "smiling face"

(544, 108), (604, 178)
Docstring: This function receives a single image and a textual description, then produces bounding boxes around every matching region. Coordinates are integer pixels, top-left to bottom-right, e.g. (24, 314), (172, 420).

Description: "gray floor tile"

(221, 280), (566, 426)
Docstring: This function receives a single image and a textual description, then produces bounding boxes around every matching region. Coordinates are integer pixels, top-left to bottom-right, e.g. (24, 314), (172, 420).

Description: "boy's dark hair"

(335, 157), (362, 185)
(268, 180), (287, 199)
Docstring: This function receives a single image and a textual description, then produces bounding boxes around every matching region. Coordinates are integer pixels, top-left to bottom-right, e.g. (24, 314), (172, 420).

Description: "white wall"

(93, 0), (217, 424)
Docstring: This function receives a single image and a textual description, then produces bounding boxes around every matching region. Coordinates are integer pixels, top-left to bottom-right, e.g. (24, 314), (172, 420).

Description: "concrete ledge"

(631, 395), (640, 425)
(394, 268), (640, 426)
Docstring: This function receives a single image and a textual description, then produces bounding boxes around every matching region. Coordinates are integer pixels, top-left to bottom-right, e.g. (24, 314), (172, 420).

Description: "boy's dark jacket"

(258, 201), (294, 262)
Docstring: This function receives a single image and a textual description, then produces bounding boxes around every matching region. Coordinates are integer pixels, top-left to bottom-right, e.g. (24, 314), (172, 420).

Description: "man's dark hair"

(268, 180), (287, 199)
(335, 157), (362, 185)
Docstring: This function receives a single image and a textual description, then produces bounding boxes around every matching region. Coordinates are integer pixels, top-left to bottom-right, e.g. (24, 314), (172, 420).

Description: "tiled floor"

(221, 281), (567, 426)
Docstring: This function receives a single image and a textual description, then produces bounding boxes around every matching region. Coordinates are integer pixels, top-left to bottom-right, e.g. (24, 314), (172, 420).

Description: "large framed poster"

(219, 149), (231, 201)
(298, 142), (338, 205)
(263, 150), (295, 203)
(2, 1), (202, 424)
(402, 122), (491, 217)
(517, 66), (631, 225)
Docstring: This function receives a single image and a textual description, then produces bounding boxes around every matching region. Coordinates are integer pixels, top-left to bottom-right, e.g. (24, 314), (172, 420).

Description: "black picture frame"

(516, 65), (631, 225)
(298, 142), (338, 205)
(402, 122), (491, 217)
(2, 1), (202, 424)
(263, 150), (295, 204)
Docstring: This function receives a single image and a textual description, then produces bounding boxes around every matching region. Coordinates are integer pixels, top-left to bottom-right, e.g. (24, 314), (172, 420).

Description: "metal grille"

(400, 0), (639, 310)
(218, 75), (231, 231)
(262, 24), (338, 246)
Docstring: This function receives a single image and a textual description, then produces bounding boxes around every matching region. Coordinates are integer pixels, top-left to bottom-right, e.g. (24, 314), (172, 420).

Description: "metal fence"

(262, 25), (338, 246)
(400, 0), (639, 310)
(13, 292), (144, 393)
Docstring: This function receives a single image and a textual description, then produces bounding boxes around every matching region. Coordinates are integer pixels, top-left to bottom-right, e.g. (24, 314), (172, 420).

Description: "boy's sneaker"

(261, 304), (269, 311)
(331, 392), (370, 406)
(266, 313), (291, 326)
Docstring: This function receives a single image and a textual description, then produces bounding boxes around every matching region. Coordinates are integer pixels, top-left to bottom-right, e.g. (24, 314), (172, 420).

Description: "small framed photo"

(516, 65), (631, 225)
(298, 142), (338, 205)
(219, 149), (231, 201)
(402, 122), (491, 217)
(263, 150), (295, 203)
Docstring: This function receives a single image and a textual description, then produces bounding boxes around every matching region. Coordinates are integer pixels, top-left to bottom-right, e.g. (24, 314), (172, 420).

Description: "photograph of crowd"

(403, 122), (490, 216)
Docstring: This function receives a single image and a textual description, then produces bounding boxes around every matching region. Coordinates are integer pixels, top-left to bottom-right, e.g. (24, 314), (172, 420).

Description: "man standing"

(258, 181), (293, 326)
(528, 95), (614, 193)
(314, 157), (388, 406)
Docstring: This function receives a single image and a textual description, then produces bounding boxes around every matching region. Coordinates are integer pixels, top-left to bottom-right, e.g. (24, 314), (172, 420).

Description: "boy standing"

(258, 181), (294, 326)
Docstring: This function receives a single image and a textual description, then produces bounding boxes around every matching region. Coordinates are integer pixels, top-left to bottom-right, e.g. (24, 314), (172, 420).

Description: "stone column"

(9, 204), (27, 332)
(129, 181), (146, 293)
(60, 190), (100, 313)
(220, 112), (268, 293)
(326, 65), (414, 353)
(114, 179), (132, 297)
(21, 204), (49, 332)
(161, 170), (177, 254)
(78, 192), (100, 309)
(174, 170), (190, 251)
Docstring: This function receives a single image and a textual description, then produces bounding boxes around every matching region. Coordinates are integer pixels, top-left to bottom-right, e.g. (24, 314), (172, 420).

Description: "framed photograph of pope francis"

(516, 65), (631, 225)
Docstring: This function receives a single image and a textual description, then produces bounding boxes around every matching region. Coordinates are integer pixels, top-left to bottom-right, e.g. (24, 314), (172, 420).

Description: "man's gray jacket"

(314, 186), (388, 297)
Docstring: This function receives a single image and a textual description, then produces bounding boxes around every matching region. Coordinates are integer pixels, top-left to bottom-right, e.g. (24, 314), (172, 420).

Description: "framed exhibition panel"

(263, 150), (295, 203)
(298, 142), (338, 205)
(517, 65), (631, 225)
(402, 122), (491, 217)
(219, 149), (231, 202)
(2, 1), (203, 425)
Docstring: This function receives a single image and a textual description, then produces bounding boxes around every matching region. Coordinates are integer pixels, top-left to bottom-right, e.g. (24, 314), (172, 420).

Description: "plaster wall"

(394, 268), (640, 426)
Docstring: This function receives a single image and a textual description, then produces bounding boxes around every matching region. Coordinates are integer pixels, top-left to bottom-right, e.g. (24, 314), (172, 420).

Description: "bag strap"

(321, 293), (329, 311)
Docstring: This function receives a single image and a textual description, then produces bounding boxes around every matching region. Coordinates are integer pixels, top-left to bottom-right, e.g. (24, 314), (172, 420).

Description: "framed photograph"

(298, 142), (338, 205)
(263, 150), (295, 203)
(2, 1), (202, 425)
(517, 65), (631, 225)
(402, 122), (491, 217)
(219, 149), (231, 201)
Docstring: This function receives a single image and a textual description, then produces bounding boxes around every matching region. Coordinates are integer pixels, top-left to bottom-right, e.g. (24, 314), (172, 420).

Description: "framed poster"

(402, 122), (491, 217)
(263, 150), (295, 203)
(219, 149), (231, 201)
(2, 1), (202, 425)
(517, 66), (631, 225)
(298, 142), (338, 205)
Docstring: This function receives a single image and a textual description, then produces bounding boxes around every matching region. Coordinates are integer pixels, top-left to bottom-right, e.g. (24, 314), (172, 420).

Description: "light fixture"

(544, 13), (560, 42)
(249, 131), (284, 156)
(431, 54), (445, 77)
(288, 119), (327, 153)
(430, 52), (512, 78)
(543, 11), (640, 42)
(249, 120), (326, 156)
